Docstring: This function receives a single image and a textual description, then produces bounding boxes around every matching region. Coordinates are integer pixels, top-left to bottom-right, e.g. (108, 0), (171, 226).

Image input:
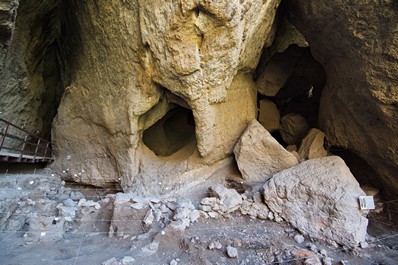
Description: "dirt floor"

(0, 164), (398, 265)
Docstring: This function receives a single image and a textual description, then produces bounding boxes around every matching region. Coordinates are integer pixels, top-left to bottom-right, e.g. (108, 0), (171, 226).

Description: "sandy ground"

(0, 164), (398, 265)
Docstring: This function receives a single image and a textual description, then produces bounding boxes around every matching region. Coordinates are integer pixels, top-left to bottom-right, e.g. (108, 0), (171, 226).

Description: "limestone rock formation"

(0, 0), (19, 69)
(287, 0), (398, 197)
(51, 0), (281, 193)
(263, 156), (368, 247)
(234, 120), (298, 182)
(0, 0), (78, 140)
(298, 128), (327, 160)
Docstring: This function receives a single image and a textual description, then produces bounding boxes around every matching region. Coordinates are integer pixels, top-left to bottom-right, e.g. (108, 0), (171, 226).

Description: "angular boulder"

(234, 120), (298, 182)
(263, 156), (368, 246)
(298, 128), (327, 160)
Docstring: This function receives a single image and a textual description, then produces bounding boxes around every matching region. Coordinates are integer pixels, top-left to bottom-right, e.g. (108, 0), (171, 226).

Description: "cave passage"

(143, 106), (196, 157)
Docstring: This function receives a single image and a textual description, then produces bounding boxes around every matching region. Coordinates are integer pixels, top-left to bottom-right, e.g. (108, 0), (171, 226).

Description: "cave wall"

(0, 0), (78, 140)
(52, 0), (279, 194)
(0, 0), (18, 69)
(286, 0), (398, 197)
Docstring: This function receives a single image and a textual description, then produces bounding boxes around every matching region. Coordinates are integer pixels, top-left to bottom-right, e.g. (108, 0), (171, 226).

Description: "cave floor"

(0, 165), (397, 265)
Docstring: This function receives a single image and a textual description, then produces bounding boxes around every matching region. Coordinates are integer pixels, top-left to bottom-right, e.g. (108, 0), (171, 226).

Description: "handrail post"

(19, 135), (28, 161)
(44, 142), (50, 158)
(0, 123), (9, 151)
(33, 138), (41, 163)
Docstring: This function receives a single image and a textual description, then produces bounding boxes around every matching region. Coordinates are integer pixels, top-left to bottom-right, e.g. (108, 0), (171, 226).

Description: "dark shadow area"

(143, 106), (196, 157)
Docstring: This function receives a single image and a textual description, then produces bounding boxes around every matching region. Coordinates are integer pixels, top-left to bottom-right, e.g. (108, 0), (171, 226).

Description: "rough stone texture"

(263, 156), (368, 247)
(280, 113), (309, 145)
(269, 16), (308, 55)
(234, 120), (298, 182)
(298, 128), (327, 160)
(0, 1), (77, 140)
(0, 0), (18, 69)
(258, 99), (280, 132)
(51, 0), (281, 193)
(287, 1), (398, 197)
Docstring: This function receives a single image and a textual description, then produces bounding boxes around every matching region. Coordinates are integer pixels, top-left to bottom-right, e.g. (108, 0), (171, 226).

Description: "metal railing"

(0, 118), (54, 163)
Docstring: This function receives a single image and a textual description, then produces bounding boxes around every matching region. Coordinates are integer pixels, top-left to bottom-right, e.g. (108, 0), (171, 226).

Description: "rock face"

(263, 156), (368, 247)
(287, 1), (398, 197)
(0, 0), (19, 69)
(51, 0), (281, 193)
(234, 120), (298, 182)
(0, 0), (78, 140)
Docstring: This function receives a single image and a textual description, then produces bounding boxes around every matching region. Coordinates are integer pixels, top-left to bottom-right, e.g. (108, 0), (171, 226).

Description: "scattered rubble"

(0, 166), (397, 264)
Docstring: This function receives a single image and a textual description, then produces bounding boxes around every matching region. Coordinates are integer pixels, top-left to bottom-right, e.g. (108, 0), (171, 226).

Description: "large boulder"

(287, 1), (398, 197)
(234, 120), (298, 182)
(263, 156), (368, 247)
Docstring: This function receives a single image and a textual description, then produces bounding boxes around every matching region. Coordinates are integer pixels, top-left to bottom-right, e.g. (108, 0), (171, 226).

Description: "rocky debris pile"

(0, 173), (113, 244)
(108, 193), (201, 239)
(198, 156), (369, 247)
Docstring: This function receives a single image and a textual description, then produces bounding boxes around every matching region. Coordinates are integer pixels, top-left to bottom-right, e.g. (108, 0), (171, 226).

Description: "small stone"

(208, 212), (219, 219)
(141, 241), (159, 255)
(209, 240), (222, 250)
(143, 209), (154, 227)
(170, 259), (178, 265)
(323, 257), (333, 265)
(294, 234), (305, 244)
(304, 256), (322, 265)
(319, 249), (327, 256)
(360, 241), (369, 248)
(226, 246), (238, 258)
(307, 243), (318, 253)
(120, 256), (135, 265)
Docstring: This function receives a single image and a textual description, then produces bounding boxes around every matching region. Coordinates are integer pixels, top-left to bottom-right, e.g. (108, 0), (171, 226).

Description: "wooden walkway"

(0, 118), (54, 163)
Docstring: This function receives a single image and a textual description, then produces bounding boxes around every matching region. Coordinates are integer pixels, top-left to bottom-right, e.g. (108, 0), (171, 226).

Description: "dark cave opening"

(256, 44), (327, 147)
(142, 105), (196, 157)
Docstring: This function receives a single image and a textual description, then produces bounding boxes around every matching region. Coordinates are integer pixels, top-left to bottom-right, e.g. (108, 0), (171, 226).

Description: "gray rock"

(208, 185), (243, 213)
(234, 120), (298, 182)
(263, 156), (368, 247)
(304, 256), (322, 265)
(226, 246), (238, 258)
(323, 257), (333, 265)
(63, 198), (75, 207)
(294, 234), (305, 244)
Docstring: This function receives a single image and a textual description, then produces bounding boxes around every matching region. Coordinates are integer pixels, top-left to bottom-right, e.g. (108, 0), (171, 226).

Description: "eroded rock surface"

(52, 0), (281, 194)
(287, 0), (398, 197)
(263, 156), (368, 247)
